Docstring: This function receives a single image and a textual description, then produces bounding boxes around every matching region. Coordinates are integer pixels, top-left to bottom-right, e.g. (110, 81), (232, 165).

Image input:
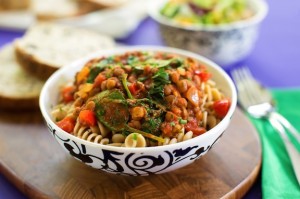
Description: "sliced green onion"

(133, 133), (137, 141)
(179, 119), (187, 124)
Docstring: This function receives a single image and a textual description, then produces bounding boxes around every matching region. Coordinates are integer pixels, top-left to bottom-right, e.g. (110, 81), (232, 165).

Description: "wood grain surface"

(0, 108), (261, 199)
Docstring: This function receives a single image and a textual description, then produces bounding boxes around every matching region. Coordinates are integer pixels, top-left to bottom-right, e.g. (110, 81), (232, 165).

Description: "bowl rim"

(39, 46), (237, 152)
(148, 0), (269, 31)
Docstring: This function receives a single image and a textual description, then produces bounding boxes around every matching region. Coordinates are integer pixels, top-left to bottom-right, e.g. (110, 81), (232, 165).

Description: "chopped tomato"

(185, 118), (206, 136)
(128, 82), (138, 95)
(79, 110), (97, 126)
(194, 70), (212, 82)
(57, 117), (75, 134)
(61, 86), (75, 103)
(94, 74), (106, 88)
(213, 99), (231, 118)
(161, 122), (173, 137)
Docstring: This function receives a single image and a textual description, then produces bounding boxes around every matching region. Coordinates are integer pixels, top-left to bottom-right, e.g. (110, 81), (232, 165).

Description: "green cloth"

(249, 89), (300, 198)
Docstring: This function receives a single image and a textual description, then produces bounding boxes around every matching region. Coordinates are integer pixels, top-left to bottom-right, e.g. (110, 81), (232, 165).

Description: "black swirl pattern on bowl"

(47, 123), (224, 176)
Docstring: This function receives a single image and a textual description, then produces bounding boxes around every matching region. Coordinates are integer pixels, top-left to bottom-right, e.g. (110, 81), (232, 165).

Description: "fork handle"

(269, 114), (300, 187)
(270, 112), (300, 143)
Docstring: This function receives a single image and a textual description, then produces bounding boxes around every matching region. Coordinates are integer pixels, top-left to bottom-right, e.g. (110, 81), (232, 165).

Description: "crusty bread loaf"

(15, 23), (115, 80)
(0, 0), (30, 10)
(0, 44), (44, 111)
(79, 0), (128, 9)
(31, 0), (95, 20)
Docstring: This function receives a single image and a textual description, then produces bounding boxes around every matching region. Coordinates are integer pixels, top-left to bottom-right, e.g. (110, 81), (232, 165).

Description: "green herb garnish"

(149, 68), (170, 102)
(86, 58), (114, 83)
(142, 117), (162, 136)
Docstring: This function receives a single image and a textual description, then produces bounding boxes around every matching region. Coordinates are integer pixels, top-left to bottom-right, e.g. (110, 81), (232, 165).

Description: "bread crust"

(0, 43), (45, 111)
(0, 95), (39, 111)
(15, 44), (57, 80)
(0, 0), (30, 10)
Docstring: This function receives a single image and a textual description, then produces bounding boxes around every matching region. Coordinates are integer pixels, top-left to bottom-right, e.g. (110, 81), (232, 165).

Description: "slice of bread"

(30, 0), (95, 20)
(0, 43), (45, 111)
(0, 0), (30, 10)
(15, 23), (115, 80)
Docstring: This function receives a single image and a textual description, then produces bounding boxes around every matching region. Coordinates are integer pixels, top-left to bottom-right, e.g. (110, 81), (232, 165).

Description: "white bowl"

(39, 46), (237, 176)
(149, 0), (268, 67)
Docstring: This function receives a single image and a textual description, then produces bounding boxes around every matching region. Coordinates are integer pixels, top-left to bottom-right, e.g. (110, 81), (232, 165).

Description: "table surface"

(0, 1), (299, 198)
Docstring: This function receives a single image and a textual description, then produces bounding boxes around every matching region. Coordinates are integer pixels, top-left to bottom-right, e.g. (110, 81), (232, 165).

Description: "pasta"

(124, 133), (147, 148)
(73, 119), (110, 144)
(158, 129), (194, 146)
(52, 51), (231, 147)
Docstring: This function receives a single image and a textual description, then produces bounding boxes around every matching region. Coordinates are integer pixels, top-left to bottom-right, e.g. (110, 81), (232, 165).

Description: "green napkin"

(249, 89), (300, 198)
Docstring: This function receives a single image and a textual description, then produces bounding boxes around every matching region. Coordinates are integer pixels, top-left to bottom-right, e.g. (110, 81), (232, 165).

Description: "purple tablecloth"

(0, 1), (299, 198)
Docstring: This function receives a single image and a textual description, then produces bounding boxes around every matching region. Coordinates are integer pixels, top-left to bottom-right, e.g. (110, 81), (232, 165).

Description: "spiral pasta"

(158, 128), (194, 146)
(73, 120), (109, 144)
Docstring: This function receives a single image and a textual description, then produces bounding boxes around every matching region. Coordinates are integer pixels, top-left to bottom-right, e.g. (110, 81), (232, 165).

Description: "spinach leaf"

(170, 58), (184, 68)
(94, 90), (164, 142)
(127, 55), (139, 65)
(106, 90), (126, 100)
(145, 59), (172, 68)
(94, 90), (129, 131)
(86, 67), (102, 83)
(149, 68), (170, 102)
(145, 58), (184, 68)
(86, 58), (115, 83)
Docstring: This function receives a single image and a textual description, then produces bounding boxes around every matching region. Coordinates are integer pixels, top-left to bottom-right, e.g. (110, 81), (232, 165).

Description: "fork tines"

(230, 66), (272, 108)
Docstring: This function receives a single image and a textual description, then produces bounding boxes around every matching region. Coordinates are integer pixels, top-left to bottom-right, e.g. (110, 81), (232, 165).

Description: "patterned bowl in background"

(149, 0), (268, 67)
(39, 46), (237, 176)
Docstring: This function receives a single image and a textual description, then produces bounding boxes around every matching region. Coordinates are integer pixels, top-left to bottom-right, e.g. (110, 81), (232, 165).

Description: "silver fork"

(231, 66), (300, 186)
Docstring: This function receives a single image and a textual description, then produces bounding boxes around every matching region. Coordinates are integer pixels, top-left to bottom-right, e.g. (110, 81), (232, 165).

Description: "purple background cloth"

(0, 1), (299, 198)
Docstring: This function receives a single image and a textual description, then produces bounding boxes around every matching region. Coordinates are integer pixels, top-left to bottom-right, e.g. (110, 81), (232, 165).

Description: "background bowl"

(149, 0), (268, 67)
(39, 46), (237, 176)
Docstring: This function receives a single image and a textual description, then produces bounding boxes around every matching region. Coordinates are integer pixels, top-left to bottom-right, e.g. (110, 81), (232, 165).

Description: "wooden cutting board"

(0, 108), (261, 199)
